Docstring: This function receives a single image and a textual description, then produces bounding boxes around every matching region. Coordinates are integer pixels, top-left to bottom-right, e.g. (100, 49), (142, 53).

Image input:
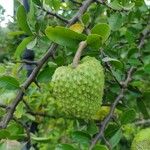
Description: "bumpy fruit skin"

(131, 128), (150, 150)
(50, 56), (104, 119)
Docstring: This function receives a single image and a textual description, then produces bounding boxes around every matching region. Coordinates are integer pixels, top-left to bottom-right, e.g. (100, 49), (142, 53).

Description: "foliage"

(0, 0), (150, 150)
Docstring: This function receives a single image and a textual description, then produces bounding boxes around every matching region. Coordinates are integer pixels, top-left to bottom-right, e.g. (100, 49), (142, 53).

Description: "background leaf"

(0, 76), (20, 90)
(17, 5), (32, 35)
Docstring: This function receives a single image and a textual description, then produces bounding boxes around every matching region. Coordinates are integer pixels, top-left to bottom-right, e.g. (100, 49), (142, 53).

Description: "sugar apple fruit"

(50, 56), (104, 119)
(131, 128), (150, 150)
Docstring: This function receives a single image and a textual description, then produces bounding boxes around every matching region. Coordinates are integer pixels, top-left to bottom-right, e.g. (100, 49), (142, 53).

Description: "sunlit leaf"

(91, 23), (111, 42)
(45, 26), (86, 50)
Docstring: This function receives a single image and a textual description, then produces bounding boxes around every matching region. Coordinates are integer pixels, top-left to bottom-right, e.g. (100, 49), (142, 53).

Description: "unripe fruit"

(131, 128), (150, 150)
(50, 56), (104, 119)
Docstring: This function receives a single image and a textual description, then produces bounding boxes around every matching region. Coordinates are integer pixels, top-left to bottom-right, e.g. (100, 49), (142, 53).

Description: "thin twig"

(68, 0), (93, 26)
(103, 136), (112, 150)
(42, 7), (69, 23)
(135, 119), (150, 126)
(14, 60), (38, 65)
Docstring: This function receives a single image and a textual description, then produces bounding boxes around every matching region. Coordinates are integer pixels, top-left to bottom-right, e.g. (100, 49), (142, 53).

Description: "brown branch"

(72, 41), (87, 68)
(0, 0), (94, 129)
(41, 7), (69, 23)
(103, 136), (112, 150)
(90, 67), (135, 150)
(68, 0), (93, 26)
(135, 119), (150, 126)
(137, 27), (150, 63)
(14, 60), (38, 65)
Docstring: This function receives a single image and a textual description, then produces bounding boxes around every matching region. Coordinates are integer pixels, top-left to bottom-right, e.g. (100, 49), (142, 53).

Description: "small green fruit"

(131, 128), (150, 150)
(50, 56), (104, 119)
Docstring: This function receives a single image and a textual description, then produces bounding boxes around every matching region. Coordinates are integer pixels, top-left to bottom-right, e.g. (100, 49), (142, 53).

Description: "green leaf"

(137, 97), (150, 119)
(144, 63), (150, 74)
(45, 26), (86, 50)
(105, 124), (120, 138)
(0, 130), (10, 139)
(102, 57), (123, 69)
(123, 3), (135, 10)
(109, 129), (122, 148)
(82, 13), (90, 26)
(44, 0), (61, 11)
(17, 5), (32, 35)
(120, 109), (136, 124)
(108, 13), (123, 31)
(15, 102), (25, 119)
(72, 131), (91, 145)
(86, 121), (98, 136)
(32, 0), (41, 6)
(92, 144), (108, 150)
(8, 31), (25, 36)
(0, 76), (20, 90)
(52, 0), (61, 11)
(91, 23), (111, 42)
(108, 0), (123, 10)
(55, 144), (76, 150)
(7, 122), (24, 140)
(27, 37), (37, 49)
(31, 135), (51, 142)
(86, 34), (102, 50)
(14, 36), (34, 59)
(37, 63), (57, 83)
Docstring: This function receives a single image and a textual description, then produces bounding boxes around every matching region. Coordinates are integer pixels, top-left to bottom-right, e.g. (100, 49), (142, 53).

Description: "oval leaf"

(71, 131), (91, 144)
(14, 36), (34, 59)
(91, 23), (111, 42)
(0, 76), (20, 90)
(102, 57), (123, 69)
(120, 109), (136, 125)
(17, 5), (32, 35)
(108, 13), (123, 31)
(45, 26), (87, 50)
(86, 34), (102, 50)
(109, 129), (122, 148)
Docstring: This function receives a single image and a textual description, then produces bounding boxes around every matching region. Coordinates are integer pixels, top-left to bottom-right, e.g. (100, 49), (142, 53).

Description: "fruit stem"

(72, 41), (87, 68)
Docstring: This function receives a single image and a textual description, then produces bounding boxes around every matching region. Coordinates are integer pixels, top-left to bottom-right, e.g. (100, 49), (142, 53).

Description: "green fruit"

(50, 56), (104, 119)
(131, 128), (150, 150)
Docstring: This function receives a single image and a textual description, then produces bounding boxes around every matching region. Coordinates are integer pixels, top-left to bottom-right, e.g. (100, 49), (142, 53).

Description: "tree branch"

(0, 0), (94, 129)
(41, 7), (69, 23)
(14, 60), (38, 65)
(90, 67), (135, 149)
(68, 0), (93, 26)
